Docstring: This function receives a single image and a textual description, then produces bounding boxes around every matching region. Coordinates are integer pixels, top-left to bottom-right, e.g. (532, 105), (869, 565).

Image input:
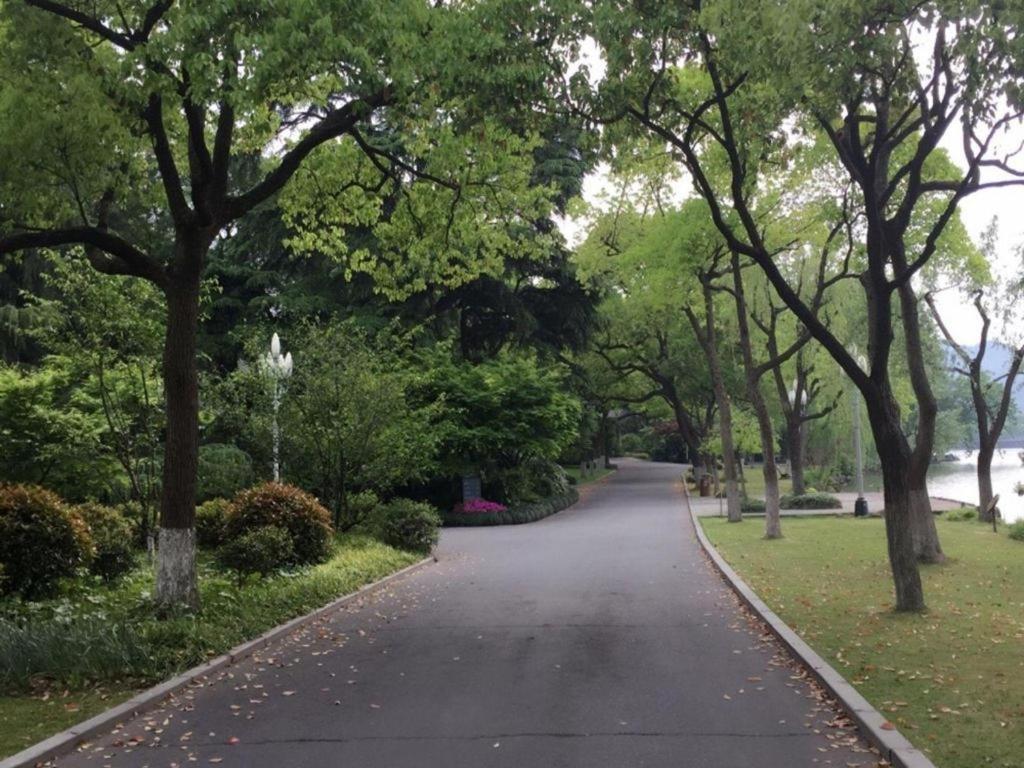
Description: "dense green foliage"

(225, 483), (334, 566)
(430, 353), (581, 476)
(217, 526), (295, 581)
(194, 499), (230, 549)
(443, 487), (580, 527)
(75, 504), (136, 582)
(196, 445), (254, 503)
(1008, 520), (1024, 542)
(779, 493), (843, 510)
(0, 484), (91, 598)
(367, 499), (441, 555)
(0, 536), (417, 693)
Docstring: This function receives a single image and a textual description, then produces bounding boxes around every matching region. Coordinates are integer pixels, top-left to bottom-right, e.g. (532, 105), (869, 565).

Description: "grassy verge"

(562, 465), (615, 485)
(735, 467), (793, 498)
(0, 535), (419, 759)
(700, 516), (1024, 768)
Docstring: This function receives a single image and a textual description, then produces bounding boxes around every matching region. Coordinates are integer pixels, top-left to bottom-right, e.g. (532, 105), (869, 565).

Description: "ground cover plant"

(700, 516), (1024, 768)
(0, 535), (418, 758)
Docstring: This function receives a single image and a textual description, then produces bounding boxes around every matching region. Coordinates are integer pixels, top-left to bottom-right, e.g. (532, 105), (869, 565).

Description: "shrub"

(619, 433), (644, 454)
(76, 503), (136, 581)
(195, 498), (230, 548)
(0, 484), (92, 598)
(444, 487), (579, 527)
(487, 459), (570, 505)
(225, 483), (333, 565)
(804, 465), (849, 493)
(369, 498), (441, 554)
(197, 443), (255, 502)
(741, 498), (766, 513)
(780, 492), (843, 510)
(217, 525), (295, 581)
(945, 507), (978, 522)
(116, 500), (148, 547)
(339, 489), (381, 531)
(1008, 520), (1024, 542)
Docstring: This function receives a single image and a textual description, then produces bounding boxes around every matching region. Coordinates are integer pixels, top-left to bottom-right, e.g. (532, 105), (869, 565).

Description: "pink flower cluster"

(454, 498), (508, 514)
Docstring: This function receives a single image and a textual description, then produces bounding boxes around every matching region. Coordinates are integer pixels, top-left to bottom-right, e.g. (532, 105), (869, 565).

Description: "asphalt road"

(55, 459), (879, 767)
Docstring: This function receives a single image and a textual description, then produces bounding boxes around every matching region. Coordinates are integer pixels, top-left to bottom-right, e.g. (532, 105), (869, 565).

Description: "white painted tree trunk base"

(155, 528), (198, 610)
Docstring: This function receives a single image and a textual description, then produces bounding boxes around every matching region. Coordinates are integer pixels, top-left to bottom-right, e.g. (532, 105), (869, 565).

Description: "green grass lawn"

(562, 464), (615, 485)
(0, 535), (420, 759)
(683, 465), (794, 498)
(700, 516), (1024, 768)
(735, 466), (793, 499)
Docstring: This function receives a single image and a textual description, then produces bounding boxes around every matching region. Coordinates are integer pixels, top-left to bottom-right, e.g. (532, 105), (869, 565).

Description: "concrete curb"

(682, 490), (937, 768)
(1, 555), (436, 768)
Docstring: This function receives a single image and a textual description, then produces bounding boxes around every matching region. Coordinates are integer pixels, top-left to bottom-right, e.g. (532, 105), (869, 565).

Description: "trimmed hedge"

(780, 492), (843, 510)
(368, 499), (440, 554)
(1008, 520), (1024, 542)
(195, 498), (230, 548)
(217, 525), (294, 580)
(443, 487), (579, 527)
(0, 484), (92, 598)
(945, 506), (978, 522)
(225, 483), (334, 566)
(75, 503), (136, 582)
(740, 497), (766, 513)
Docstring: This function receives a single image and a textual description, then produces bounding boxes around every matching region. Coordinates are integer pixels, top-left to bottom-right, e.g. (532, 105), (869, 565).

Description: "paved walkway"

(56, 459), (879, 767)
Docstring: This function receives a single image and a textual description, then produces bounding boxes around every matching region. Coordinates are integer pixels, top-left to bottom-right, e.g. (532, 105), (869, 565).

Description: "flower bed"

(443, 488), (579, 526)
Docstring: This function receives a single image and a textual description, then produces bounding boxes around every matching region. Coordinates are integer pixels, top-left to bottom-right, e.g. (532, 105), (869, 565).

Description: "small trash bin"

(698, 474), (712, 497)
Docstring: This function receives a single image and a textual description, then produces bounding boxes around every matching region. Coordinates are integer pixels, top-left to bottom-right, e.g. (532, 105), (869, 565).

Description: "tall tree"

(566, 0), (1024, 610)
(0, 0), (553, 609)
(925, 289), (1024, 523)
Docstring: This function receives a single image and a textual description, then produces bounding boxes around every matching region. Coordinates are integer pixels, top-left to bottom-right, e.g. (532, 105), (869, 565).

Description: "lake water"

(846, 449), (1024, 523)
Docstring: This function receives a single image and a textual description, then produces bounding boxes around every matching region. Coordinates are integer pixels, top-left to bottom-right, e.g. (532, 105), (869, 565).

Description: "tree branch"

(222, 90), (390, 220)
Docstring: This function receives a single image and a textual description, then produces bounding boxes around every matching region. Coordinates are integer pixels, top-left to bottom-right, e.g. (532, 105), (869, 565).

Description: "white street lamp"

(263, 333), (293, 483)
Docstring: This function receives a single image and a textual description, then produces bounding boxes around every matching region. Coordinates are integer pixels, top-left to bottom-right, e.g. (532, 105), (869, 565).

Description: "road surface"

(55, 459), (879, 767)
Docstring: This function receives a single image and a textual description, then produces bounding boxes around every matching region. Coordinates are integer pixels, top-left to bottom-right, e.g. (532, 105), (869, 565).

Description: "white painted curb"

(1, 555), (436, 768)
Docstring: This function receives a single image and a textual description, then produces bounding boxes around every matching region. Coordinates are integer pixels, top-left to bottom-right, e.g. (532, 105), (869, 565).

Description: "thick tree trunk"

(976, 442), (996, 523)
(868, 400), (925, 611)
(154, 268), (202, 611)
(897, 281), (943, 563)
(786, 415), (806, 495)
(908, 483), (942, 562)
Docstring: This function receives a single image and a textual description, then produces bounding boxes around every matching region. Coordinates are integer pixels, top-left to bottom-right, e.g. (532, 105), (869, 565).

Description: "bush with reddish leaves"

(225, 483), (334, 566)
(0, 484), (92, 598)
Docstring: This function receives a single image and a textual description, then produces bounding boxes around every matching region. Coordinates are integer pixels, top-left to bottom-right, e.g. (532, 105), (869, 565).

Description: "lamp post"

(850, 350), (868, 517)
(264, 333), (293, 483)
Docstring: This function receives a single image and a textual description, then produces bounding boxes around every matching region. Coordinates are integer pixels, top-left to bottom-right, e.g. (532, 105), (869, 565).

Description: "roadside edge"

(0, 555), (436, 768)
(682, 488), (936, 768)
